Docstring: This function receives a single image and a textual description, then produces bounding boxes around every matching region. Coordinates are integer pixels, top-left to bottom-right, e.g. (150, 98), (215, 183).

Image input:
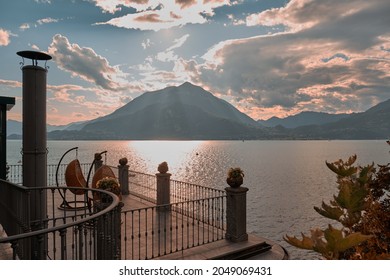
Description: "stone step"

(209, 241), (272, 260)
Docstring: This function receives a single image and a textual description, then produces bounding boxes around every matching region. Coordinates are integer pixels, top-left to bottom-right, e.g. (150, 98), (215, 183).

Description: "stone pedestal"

(225, 186), (249, 242)
(95, 201), (123, 260)
(156, 173), (171, 211)
(94, 159), (103, 172)
(118, 163), (129, 195)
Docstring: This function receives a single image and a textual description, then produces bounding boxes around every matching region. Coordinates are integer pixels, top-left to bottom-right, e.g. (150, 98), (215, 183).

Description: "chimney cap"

(17, 50), (52, 61)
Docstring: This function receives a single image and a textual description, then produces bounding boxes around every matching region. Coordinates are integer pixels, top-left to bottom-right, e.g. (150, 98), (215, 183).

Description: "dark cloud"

(175, 0), (197, 8)
(187, 0), (390, 118)
(134, 13), (165, 23)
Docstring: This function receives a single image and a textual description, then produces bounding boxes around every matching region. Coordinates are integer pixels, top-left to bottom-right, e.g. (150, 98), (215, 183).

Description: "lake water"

(6, 140), (390, 259)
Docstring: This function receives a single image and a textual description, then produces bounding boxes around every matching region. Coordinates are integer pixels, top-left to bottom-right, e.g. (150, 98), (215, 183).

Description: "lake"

(6, 139), (390, 259)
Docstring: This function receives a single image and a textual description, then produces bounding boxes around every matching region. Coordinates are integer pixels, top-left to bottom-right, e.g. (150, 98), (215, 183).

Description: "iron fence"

(121, 195), (226, 260)
(8, 163), (93, 187)
(5, 164), (229, 260)
(0, 179), (121, 260)
(127, 170), (157, 203)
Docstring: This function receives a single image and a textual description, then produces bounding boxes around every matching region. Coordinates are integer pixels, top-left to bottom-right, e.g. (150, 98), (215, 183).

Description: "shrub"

(284, 142), (390, 259)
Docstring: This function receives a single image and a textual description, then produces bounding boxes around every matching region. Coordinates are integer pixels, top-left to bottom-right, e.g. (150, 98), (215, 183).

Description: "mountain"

(6, 120), (22, 136)
(9, 82), (390, 140)
(291, 99), (390, 139)
(6, 119), (87, 137)
(257, 111), (350, 128)
(49, 82), (266, 140)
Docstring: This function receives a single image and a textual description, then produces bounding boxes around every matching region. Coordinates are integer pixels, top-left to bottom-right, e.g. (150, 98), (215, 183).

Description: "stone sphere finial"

(158, 161), (169, 174)
(94, 153), (102, 161)
(119, 157), (128, 166)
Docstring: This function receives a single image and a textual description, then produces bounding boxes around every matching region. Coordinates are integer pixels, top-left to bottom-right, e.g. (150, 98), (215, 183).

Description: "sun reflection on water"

(127, 140), (204, 174)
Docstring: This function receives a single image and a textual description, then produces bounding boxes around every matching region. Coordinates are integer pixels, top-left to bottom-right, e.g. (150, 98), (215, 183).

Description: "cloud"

(37, 17), (59, 25)
(0, 28), (11, 46)
(175, 0), (196, 8)
(91, 0), (149, 13)
(156, 34), (190, 62)
(19, 23), (30, 31)
(141, 38), (153, 49)
(183, 0), (390, 119)
(95, 0), (230, 31)
(48, 34), (127, 91)
(34, 0), (51, 3)
(20, 17), (59, 32)
(0, 79), (22, 87)
(46, 83), (134, 124)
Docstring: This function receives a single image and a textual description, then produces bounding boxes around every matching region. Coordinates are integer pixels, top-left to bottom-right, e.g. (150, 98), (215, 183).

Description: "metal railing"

(125, 168), (225, 203)
(127, 169), (157, 203)
(121, 195), (226, 260)
(6, 164), (23, 184)
(8, 163), (92, 187)
(6, 164), (228, 260)
(170, 178), (225, 202)
(0, 179), (121, 260)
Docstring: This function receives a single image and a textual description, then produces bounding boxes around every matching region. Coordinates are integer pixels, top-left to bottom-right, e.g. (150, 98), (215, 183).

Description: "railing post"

(225, 186), (249, 242)
(114, 202), (123, 259)
(94, 153), (103, 172)
(118, 158), (129, 195)
(156, 162), (171, 211)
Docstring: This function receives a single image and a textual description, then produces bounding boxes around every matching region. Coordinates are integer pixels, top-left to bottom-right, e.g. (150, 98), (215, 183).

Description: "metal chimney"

(17, 50), (51, 258)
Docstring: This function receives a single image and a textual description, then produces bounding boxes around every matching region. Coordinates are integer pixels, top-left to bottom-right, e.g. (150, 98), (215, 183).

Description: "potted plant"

(95, 177), (122, 201)
(226, 167), (244, 188)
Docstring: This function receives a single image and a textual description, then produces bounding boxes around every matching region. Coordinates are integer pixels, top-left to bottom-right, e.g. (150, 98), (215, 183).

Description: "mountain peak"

(179, 81), (195, 88)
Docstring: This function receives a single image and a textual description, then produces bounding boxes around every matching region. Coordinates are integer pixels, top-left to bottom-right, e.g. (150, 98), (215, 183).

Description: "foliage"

(96, 177), (121, 198)
(227, 167), (244, 179)
(284, 142), (390, 259)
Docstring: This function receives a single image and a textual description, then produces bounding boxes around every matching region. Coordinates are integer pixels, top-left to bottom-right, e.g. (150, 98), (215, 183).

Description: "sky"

(0, 0), (389, 125)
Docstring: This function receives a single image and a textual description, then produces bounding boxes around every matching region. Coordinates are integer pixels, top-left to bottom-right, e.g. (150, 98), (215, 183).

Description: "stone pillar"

(95, 201), (123, 260)
(156, 162), (171, 211)
(94, 153), (103, 172)
(156, 173), (171, 209)
(225, 186), (249, 242)
(118, 158), (129, 195)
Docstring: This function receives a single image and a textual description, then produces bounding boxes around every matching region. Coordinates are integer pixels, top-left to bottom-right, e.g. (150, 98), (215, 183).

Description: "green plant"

(284, 142), (390, 260)
(96, 177), (121, 198)
(226, 167), (245, 188)
(227, 167), (244, 179)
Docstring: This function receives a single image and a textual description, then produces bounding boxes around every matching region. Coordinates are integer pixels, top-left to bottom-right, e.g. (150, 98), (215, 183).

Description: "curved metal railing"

(0, 180), (121, 260)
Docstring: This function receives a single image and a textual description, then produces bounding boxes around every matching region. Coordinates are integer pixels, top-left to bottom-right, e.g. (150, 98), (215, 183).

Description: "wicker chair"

(91, 165), (117, 201)
(65, 159), (87, 195)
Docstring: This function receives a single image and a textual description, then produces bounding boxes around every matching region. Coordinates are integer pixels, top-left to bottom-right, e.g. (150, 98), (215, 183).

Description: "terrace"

(0, 156), (288, 260)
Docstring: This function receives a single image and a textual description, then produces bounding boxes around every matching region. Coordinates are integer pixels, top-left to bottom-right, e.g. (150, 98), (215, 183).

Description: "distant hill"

(257, 111), (350, 128)
(8, 82), (390, 140)
(6, 120), (22, 136)
(49, 82), (265, 140)
(6, 119), (87, 137)
(291, 99), (390, 139)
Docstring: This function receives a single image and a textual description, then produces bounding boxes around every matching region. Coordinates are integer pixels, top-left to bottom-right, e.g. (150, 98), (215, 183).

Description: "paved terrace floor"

(0, 192), (287, 260)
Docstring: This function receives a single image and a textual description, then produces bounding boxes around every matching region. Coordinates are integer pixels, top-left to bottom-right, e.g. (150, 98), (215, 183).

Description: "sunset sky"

(1, 0), (389, 125)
